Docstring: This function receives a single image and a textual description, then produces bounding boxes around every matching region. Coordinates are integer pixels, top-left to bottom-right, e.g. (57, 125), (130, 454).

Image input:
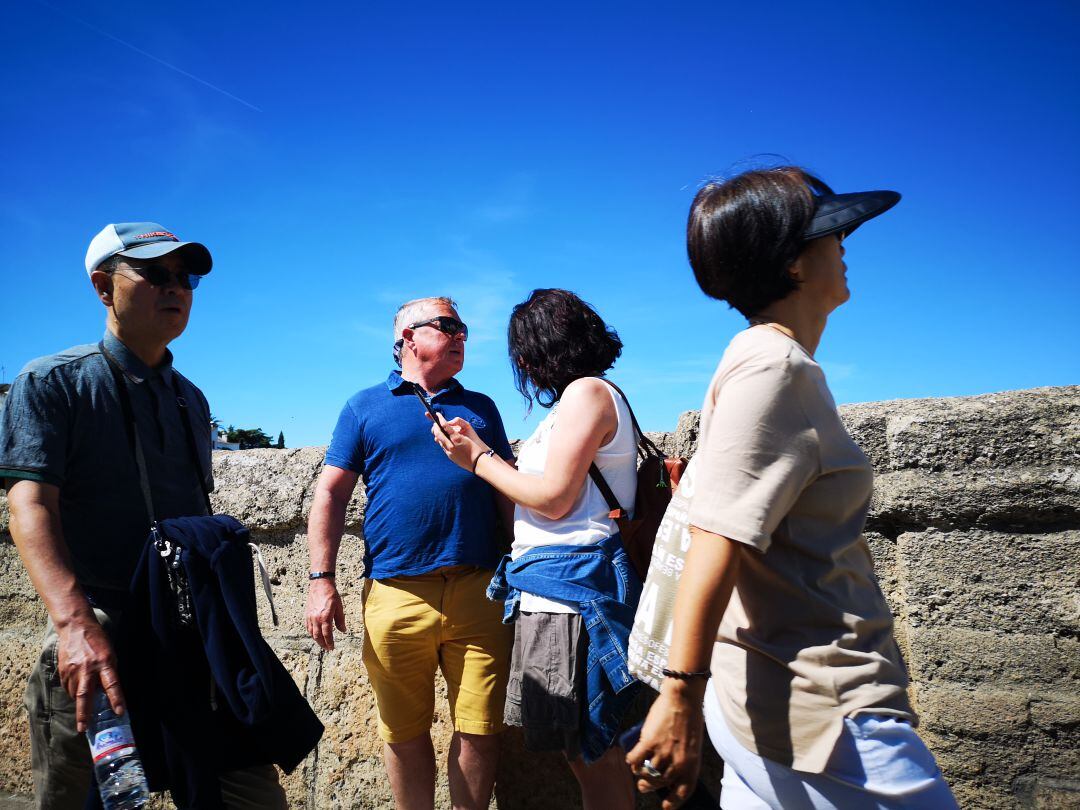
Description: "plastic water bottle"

(85, 689), (150, 809)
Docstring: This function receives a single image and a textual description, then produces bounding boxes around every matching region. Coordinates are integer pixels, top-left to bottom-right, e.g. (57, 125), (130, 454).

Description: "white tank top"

(511, 380), (638, 613)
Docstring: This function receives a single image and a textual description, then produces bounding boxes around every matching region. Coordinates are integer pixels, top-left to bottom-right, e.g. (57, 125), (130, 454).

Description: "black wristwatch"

(309, 571), (336, 581)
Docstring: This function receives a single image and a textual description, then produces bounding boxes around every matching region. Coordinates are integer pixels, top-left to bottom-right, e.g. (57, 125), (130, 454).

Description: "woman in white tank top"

(432, 289), (639, 810)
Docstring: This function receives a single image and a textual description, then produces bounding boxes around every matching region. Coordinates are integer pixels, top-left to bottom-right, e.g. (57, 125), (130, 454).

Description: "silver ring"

(641, 758), (662, 779)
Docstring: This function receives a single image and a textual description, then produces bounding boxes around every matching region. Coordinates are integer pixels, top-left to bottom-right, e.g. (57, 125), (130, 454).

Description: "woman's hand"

(626, 680), (707, 810)
(625, 529), (739, 808)
(431, 415), (489, 471)
(442, 415), (483, 445)
(429, 377), (618, 516)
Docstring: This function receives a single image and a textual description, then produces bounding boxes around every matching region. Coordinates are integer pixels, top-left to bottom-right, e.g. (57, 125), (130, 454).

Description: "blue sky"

(3, 1), (1078, 446)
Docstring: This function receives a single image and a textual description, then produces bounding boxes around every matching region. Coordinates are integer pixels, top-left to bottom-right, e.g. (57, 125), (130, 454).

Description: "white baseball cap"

(85, 222), (212, 277)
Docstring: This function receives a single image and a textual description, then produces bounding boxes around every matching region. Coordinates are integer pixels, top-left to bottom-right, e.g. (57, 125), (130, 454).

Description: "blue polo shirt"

(325, 371), (513, 579)
(0, 331), (213, 591)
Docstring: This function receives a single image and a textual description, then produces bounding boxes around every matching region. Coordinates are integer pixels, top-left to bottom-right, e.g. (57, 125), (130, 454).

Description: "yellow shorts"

(362, 565), (513, 743)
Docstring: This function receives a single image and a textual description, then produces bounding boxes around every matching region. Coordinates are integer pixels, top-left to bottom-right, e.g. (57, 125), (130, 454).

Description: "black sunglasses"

(409, 316), (468, 340)
(113, 264), (202, 291)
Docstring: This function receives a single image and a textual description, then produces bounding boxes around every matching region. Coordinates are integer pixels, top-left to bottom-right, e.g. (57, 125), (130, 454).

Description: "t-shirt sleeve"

(324, 400), (366, 475)
(0, 372), (70, 488)
(688, 361), (819, 552)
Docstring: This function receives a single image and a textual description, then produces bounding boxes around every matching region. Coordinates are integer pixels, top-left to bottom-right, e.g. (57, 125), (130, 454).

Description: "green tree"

(276, 431), (285, 449)
(228, 427), (273, 450)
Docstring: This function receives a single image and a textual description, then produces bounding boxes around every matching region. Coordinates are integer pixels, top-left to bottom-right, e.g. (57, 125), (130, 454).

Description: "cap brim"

(117, 241), (213, 274)
(803, 190), (901, 241)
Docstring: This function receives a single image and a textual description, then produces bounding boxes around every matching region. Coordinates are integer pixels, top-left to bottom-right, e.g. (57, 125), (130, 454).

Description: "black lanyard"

(99, 342), (214, 523)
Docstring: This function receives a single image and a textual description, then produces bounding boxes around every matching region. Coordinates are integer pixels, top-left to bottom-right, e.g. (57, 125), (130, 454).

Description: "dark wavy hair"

(687, 166), (833, 317)
(508, 289), (623, 411)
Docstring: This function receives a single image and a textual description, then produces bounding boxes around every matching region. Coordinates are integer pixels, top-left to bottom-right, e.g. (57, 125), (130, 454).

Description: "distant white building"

(212, 430), (240, 451)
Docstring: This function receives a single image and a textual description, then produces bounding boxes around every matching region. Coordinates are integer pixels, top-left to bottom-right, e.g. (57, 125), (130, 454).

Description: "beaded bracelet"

(662, 667), (711, 681)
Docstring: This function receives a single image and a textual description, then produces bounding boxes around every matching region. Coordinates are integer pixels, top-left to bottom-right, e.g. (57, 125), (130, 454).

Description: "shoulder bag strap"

(99, 342), (157, 524)
(588, 463), (626, 518)
(100, 342), (214, 520)
(598, 379), (663, 460)
(587, 377), (633, 517)
(168, 373), (214, 516)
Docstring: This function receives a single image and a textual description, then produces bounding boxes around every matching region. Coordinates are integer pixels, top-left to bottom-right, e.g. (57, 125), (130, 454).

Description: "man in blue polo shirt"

(305, 296), (514, 810)
(1, 222), (287, 808)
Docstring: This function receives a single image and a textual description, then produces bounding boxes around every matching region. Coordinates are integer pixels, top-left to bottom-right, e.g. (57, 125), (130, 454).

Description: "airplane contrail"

(33, 0), (263, 113)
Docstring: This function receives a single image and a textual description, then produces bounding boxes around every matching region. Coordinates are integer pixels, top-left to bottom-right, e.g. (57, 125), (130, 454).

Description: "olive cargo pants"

(24, 609), (289, 809)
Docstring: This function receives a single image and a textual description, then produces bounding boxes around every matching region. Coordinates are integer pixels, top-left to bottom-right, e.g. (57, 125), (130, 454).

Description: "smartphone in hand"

(413, 384), (453, 439)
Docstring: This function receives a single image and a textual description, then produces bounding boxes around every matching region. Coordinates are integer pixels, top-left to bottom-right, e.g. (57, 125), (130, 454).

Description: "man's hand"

(305, 577), (346, 651)
(626, 680), (707, 810)
(6, 478), (125, 732)
(304, 465), (357, 650)
(56, 616), (125, 732)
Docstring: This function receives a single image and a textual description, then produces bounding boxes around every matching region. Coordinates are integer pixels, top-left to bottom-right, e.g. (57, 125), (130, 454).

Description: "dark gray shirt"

(0, 330), (213, 590)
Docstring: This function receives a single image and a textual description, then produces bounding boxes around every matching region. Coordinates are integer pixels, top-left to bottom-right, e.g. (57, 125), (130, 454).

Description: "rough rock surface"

(0, 386), (1077, 808)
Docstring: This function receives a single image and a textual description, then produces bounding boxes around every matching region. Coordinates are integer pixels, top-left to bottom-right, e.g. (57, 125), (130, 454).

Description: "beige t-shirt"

(689, 326), (914, 773)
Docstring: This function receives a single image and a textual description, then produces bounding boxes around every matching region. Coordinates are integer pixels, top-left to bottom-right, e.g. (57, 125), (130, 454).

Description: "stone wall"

(0, 386), (1077, 809)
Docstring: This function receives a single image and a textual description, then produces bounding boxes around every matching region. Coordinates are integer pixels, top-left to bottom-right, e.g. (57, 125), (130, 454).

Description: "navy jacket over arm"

(116, 515), (323, 808)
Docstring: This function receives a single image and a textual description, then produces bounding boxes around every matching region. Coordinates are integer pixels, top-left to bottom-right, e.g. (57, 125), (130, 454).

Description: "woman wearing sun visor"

(627, 168), (959, 810)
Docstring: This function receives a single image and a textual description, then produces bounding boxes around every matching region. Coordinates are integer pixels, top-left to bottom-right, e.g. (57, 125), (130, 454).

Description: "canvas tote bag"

(627, 454), (700, 691)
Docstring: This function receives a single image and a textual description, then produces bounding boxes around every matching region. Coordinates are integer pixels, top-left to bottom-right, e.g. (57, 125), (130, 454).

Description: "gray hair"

(393, 296), (458, 340)
(392, 296), (458, 366)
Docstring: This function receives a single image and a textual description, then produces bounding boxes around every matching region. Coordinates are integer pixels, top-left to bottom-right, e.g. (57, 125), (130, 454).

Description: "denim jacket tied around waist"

(487, 532), (642, 762)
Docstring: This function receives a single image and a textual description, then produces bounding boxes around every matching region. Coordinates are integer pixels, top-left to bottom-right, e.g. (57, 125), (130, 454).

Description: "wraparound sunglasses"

(112, 264), (202, 290)
(409, 316), (468, 340)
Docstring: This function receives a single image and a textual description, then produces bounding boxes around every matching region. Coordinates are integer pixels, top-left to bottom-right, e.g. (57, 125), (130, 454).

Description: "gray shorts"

(504, 610), (588, 760)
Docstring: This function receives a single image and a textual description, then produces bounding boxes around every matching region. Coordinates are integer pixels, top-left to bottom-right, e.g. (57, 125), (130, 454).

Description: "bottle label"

(90, 726), (136, 763)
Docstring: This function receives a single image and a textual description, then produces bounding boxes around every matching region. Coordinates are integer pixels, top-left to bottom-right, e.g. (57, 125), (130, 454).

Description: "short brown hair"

(686, 167), (833, 317)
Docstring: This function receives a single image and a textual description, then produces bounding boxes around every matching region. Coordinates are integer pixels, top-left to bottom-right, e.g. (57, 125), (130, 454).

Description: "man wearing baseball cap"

(0, 223), (287, 808)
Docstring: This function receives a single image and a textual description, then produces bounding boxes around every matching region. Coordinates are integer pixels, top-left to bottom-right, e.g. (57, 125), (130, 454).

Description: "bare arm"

(6, 478), (125, 731)
(304, 465), (359, 651)
(434, 378), (617, 520)
(626, 526), (742, 810)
